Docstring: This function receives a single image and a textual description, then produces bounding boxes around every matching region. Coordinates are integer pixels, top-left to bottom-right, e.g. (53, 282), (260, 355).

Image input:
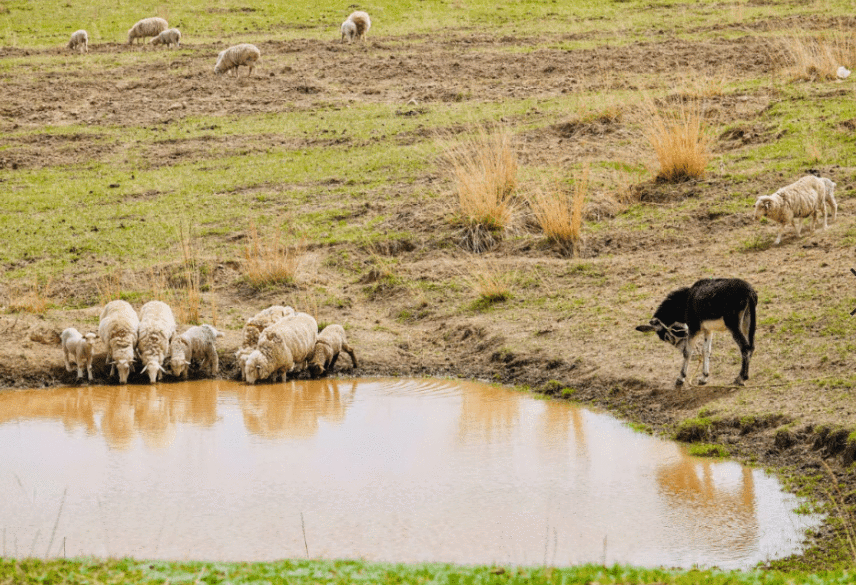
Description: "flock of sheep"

(66, 10), (372, 76)
(61, 301), (357, 386)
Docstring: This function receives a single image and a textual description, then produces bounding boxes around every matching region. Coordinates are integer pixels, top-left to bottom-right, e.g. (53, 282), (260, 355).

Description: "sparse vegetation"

(527, 166), (589, 256)
(642, 96), (711, 183)
(241, 221), (304, 289)
(773, 28), (856, 81)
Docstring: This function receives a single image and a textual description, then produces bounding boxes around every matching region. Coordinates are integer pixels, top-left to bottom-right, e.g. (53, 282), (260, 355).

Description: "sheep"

(61, 328), (97, 381)
(169, 324), (222, 379)
(309, 324), (358, 377)
(137, 300), (176, 384)
(341, 11), (371, 43)
(636, 278), (757, 387)
(821, 177), (838, 223)
(127, 17), (168, 45)
(244, 312), (317, 384)
(214, 43), (260, 77)
(150, 28), (181, 48)
(753, 175), (828, 245)
(67, 30), (88, 54)
(235, 305), (295, 378)
(99, 300), (140, 384)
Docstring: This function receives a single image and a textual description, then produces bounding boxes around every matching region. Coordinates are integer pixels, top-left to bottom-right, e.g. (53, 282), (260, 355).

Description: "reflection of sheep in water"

(753, 175), (828, 245)
(214, 43), (261, 76)
(309, 324), (358, 377)
(137, 300), (176, 384)
(61, 327), (97, 381)
(99, 300), (140, 384)
(235, 305), (295, 378)
(128, 17), (168, 45)
(341, 11), (371, 43)
(150, 28), (181, 48)
(67, 30), (88, 53)
(169, 324), (222, 379)
(244, 312), (317, 384)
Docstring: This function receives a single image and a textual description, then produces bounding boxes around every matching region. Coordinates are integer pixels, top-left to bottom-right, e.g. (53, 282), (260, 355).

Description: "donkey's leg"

(728, 311), (753, 385)
(697, 332), (713, 385)
(676, 337), (695, 387)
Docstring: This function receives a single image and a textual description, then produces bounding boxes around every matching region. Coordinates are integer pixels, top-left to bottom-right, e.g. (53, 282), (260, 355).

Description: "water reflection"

(0, 378), (818, 568)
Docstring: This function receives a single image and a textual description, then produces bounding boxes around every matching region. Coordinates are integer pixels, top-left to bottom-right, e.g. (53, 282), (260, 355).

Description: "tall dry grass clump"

(462, 260), (513, 309)
(643, 97), (711, 183)
(445, 125), (518, 252)
(242, 221), (305, 288)
(172, 223), (202, 324)
(527, 166), (589, 257)
(7, 278), (53, 314)
(772, 28), (856, 81)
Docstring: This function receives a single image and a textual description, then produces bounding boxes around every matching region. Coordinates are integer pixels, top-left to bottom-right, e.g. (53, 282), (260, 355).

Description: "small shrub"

(688, 443), (729, 458)
(242, 221), (304, 288)
(642, 97), (711, 183)
(526, 165), (588, 257)
(464, 261), (513, 310)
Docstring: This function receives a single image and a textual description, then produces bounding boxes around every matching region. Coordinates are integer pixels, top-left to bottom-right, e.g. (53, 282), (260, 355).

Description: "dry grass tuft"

(242, 221), (305, 288)
(526, 166), (589, 257)
(7, 278), (53, 314)
(772, 28), (856, 81)
(463, 260), (513, 309)
(445, 125), (519, 252)
(642, 97), (711, 183)
(172, 223), (202, 324)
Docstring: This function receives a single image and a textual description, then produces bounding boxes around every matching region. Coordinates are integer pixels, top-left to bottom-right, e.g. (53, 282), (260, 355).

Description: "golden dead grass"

(444, 125), (519, 252)
(7, 278), (53, 314)
(526, 166), (589, 257)
(242, 221), (305, 288)
(773, 28), (856, 81)
(642, 97), (711, 183)
(463, 260), (513, 308)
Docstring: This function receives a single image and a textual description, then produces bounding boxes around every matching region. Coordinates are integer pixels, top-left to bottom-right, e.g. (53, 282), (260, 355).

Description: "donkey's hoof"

(696, 378), (708, 386)
(733, 377), (745, 386)
(675, 378), (685, 387)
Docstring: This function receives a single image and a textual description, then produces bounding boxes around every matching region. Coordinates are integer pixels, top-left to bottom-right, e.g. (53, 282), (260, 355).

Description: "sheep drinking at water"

(341, 11), (371, 43)
(150, 28), (181, 48)
(127, 17), (168, 45)
(309, 324), (358, 377)
(235, 305), (295, 378)
(67, 30), (88, 53)
(137, 300), (176, 384)
(244, 312), (317, 384)
(169, 324), (222, 379)
(99, 300), (140, 384)
(214, 43), (260, 76)
(636, 278), (757, 387)
(61, 327), (97, 381)
(753, 175), (828, 245)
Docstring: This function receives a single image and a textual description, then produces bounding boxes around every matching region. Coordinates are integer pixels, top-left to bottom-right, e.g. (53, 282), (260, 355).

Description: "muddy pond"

(0, 378), (818, 568)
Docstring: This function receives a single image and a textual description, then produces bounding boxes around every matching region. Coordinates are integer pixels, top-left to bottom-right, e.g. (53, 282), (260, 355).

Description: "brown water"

(0, 378), (818, 568)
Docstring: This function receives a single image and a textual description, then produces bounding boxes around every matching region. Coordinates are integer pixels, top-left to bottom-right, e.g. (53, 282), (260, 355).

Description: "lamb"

(235, 305), (295, 378)
(169, 324), (222, 379)
(341, 11), (371, 43)
(67, 30), (88, 53)
(61, 328), (98, 381)
(244, 312), (318, 384)
(821, 177), (838, 223)
(636, 278), (757, 387)
(214, 43), (261, 76)
(137, 300), (176, 384)
(309, 324), (358, 377)
(753, 175), (828, 245)
(150, 28), (181, 48)
(99, 300), (140, 384)
(127, 17), (168, 45)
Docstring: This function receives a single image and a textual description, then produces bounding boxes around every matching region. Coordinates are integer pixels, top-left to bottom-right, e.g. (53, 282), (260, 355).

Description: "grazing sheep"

(61, 328), (97, 381)
(341, 11), (371, 43)
(754, 175), (828, 244)
(169, 324), (222, 379)
(137, 300), (176, 384)
(821, 177), (838, 222)
(244, 312), (317, 384)
(309, 324), (358, 377)
(150, 28), (181, 48)
(235, 305), (295, 378)
(128, 17), (168, 45)
(67, 30), (88, 53)
(99, 300), (140, 384)
(214, 43), (260, 76)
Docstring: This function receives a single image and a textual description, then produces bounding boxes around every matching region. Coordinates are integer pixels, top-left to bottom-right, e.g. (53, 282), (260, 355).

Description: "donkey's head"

(636, 318), (689, 348)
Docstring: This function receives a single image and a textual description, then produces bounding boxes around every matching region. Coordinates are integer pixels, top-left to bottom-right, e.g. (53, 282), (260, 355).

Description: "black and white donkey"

(636, 278), (757, 387)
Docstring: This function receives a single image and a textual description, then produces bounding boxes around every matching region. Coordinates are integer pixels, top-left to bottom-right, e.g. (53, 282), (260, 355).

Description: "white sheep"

(137, 300), (176, 384)
(214, 43), (261, 76)
(753, 175), (828, 245)
(67, 30), (88, 54)
(309, 324), (358, 377)
(821, 177), (838, 223)
(235, 305), (295, 378)
(127, 17), (168, 45)
(169, 324), (222, 379)
(244, 312), (317, 384)
(150, 28), (181, 48)
(99, 300), (140, 384)
(61, 328), (97, 381)
(341, 11), (371, 43)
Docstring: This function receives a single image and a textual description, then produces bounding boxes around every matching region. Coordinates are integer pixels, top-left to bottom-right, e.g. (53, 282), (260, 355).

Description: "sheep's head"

(753, 197), (773, 220)
(141, 359), (164, 384)
(169, 337), (190, 377)
(83, 332), (98, 345)
(243, 350), (271, 384)
(115, 359), (133, 384)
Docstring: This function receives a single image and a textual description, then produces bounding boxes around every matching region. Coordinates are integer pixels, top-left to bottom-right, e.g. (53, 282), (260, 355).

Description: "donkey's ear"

(636, 324), (656, 333)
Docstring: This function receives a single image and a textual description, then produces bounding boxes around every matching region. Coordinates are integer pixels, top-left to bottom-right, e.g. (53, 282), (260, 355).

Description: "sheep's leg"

(86, 362), (93, 382)
(64, 348), (74, 372)
(342, 343), (358, 368)
(328, 353), (339, 372)
(697, 332), (713, 385)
